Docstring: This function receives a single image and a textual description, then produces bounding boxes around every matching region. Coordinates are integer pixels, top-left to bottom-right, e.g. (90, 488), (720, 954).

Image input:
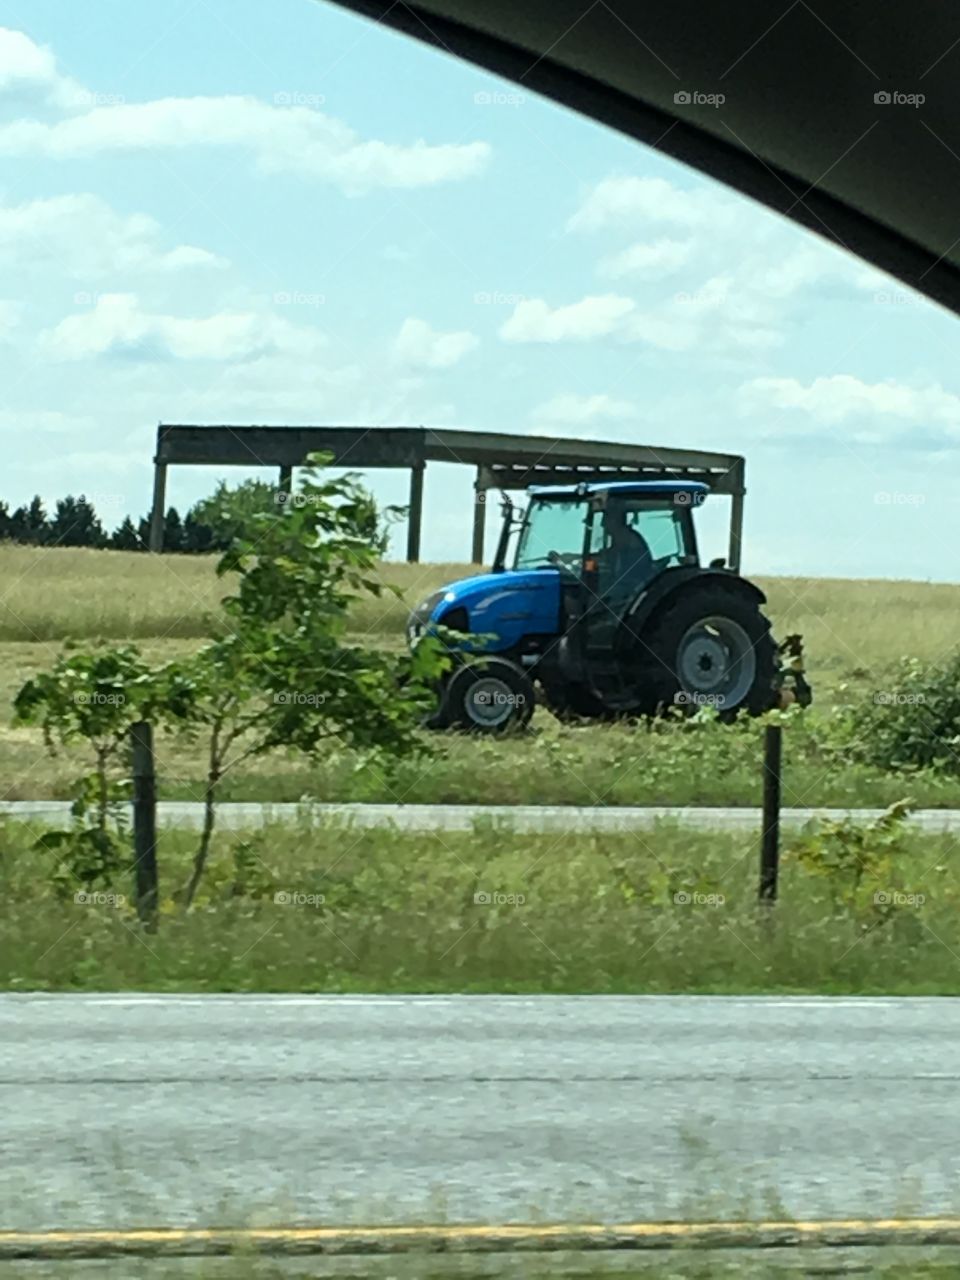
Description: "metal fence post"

(131, 721), (159, 926)
(759, 724), (782, 903)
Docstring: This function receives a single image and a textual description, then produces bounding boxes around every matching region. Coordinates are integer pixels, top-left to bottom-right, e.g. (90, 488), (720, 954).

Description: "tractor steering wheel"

(546, 551), (582, 571)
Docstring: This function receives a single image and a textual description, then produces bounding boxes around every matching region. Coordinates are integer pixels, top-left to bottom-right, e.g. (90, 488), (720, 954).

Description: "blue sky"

(2, 0), (959, 577)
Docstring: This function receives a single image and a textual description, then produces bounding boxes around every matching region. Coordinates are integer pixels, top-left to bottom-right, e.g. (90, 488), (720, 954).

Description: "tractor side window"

(624, 506), (686, 565)
(515, 499), (586, 570)
(590, 500), (688, 601)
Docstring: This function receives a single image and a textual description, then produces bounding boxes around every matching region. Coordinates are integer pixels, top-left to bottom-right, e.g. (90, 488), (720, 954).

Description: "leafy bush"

(846, 653), (960, 774)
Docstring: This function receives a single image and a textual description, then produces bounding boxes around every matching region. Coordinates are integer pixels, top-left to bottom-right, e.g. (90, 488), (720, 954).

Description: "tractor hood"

(409, 569), (562, 652)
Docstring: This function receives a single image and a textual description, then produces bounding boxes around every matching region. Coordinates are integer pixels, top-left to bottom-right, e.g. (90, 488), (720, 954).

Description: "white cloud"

(43, 292), (326, 362)
(530, 393), (634, 425)
(500, 294), (634, 343)
(0, 92), (491, 193)
(0, 194), (227, 277)
(600, 237), (692, 279)
(568, 176), (738, 233)
(393, 317), (478, 369)
(569, 173), (883, 354)
(0, 27), (87, 112)
(739, 374), (960, 438)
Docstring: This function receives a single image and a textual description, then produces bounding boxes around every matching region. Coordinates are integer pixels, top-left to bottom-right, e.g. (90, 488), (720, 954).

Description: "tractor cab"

(504, 480), (705, 604)
(409, 478), (810, 732)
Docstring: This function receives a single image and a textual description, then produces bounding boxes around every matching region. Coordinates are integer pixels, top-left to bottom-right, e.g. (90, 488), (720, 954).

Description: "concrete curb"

(3, 800), (960, 832)
(4, 1219), (960, 1259)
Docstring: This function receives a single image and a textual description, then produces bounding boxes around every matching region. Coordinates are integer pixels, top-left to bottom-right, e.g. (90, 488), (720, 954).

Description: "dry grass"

(0, 543), (957, 671)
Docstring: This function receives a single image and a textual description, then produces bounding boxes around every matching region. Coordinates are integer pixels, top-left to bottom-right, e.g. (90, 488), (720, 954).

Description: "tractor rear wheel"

(446, 658), (535, 734)
(629, 583), (778, 717)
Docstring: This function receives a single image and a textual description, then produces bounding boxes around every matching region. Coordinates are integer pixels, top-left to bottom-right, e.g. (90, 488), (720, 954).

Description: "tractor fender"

(622, 568), (767, 639)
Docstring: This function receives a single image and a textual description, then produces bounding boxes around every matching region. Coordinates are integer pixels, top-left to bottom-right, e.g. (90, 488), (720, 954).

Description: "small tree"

(13, 647), (157, 891)
(162, 458), (444, 907)
(186, 478), (281, 551)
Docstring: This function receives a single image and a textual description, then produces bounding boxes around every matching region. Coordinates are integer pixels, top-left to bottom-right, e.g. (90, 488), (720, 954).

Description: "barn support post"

(278, 464), (293, 499)
(728, 458), (746, 573)
(472, 467), (493, 564)
(406, 463), (425, 562)
(148, 461), (167, 553)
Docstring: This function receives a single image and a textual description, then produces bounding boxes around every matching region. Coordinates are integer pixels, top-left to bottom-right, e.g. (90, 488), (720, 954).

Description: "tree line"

(0, 479), (279, 553)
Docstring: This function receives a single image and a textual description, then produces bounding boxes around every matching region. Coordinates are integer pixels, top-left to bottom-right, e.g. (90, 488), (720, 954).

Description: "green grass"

(8, 1252), (960, 1277)
(3, 817), (959, 994)
(7, 1252), (960, 1277)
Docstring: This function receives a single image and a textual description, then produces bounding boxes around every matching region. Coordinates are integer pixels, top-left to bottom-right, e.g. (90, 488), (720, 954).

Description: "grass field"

(3, 815), (957, 994)
(1, 544), (959, 807)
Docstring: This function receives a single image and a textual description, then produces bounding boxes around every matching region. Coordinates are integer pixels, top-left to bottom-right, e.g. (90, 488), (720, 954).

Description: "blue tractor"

(408, 479), (810, 732)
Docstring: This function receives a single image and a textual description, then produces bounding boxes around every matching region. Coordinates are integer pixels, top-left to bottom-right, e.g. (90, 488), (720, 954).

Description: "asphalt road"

(2, 994), (960, 1234)
(3, 800), (960, 831)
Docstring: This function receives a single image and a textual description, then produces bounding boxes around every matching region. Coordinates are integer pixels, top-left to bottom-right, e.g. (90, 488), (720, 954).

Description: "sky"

(2, 0), (959, 578)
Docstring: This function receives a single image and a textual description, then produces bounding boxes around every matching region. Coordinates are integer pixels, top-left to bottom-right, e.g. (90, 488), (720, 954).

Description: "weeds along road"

(2, 994), (960, 1233)
(5, 800), (960, 831)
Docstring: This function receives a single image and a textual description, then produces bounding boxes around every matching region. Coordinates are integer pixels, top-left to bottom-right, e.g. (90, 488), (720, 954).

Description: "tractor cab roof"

(528, 479), (710, 500)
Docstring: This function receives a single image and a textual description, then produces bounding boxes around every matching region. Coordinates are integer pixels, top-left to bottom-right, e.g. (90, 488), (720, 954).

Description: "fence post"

(759, 724), (782, 903)
(131, 721), (159, 926)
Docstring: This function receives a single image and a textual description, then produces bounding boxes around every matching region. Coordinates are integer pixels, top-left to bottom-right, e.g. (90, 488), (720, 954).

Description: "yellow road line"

(3, 1218), (960, 1258)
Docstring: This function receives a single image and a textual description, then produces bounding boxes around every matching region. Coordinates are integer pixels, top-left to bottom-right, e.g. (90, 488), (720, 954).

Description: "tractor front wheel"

(445, 658), (535, 734)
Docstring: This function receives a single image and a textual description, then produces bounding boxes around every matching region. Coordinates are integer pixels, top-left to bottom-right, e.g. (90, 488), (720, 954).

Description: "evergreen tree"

(110, 515), (142, 551)
(48, 495), (106, 548)
(183, 510), (215, 554)
(137, 515), (152, 549)
(25, 495), (48, 545)
(0, 500), (11, 541)
(163, 506), (185, 552)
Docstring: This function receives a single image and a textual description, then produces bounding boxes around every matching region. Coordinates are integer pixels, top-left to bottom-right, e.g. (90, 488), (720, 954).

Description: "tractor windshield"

(514, 497), (587, 571)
